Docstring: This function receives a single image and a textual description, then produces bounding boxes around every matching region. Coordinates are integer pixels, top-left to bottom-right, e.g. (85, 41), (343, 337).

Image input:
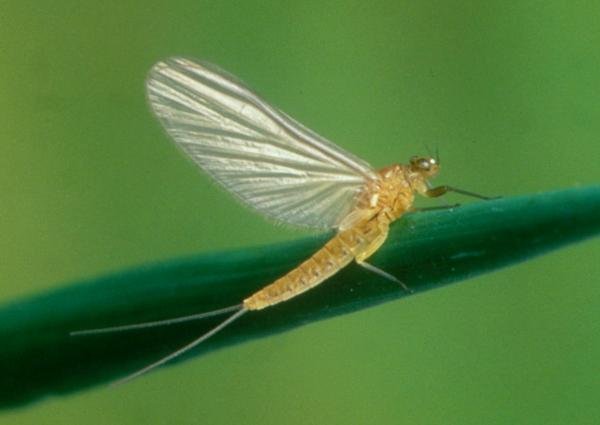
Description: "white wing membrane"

(146, 57), (377, 228)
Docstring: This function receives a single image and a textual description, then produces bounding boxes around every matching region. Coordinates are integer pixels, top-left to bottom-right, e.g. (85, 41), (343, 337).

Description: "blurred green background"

(1, 1), (599, 424)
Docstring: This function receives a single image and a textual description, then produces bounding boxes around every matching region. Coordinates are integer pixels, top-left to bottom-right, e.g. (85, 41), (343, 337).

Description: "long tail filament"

(70, 304), (248, 385)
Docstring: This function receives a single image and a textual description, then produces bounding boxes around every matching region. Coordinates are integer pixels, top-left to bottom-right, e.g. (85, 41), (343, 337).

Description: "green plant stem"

(1, 186), (599, 409)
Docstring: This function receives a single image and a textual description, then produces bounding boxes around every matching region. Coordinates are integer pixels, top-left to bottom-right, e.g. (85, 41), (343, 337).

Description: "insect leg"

(357, 261), (412, 294)
(410, 204), (461, 213)
(425, 185), (497, 200)
(353, 218), (411, 292)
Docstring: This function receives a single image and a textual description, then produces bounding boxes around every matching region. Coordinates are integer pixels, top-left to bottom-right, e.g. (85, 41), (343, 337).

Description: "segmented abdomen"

(243, 220), (382, 310)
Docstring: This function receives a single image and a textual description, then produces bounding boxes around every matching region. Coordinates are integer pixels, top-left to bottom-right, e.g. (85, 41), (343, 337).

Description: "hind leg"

(354, 220), (411, 293)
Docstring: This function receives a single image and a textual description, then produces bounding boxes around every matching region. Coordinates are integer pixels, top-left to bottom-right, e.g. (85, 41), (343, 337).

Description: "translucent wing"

(146, 57), (378, 229)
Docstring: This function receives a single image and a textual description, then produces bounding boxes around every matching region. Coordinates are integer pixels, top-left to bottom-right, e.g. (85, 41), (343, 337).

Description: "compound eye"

(418, 159), (431, 170)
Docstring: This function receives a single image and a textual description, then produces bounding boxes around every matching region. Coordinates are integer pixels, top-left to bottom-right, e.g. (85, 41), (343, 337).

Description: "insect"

(72, 57), (490, 384)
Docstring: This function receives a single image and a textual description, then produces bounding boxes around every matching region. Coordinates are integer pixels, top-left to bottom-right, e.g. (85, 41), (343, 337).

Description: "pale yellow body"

(244, 163), (431, 310)
(93, 58), (466, 384)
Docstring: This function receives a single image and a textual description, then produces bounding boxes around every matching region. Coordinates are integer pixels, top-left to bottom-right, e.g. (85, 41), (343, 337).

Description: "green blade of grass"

(1, 186), (599, 409)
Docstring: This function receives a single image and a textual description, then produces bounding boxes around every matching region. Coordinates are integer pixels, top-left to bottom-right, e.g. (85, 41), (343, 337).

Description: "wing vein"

(146, 57), (378, 229)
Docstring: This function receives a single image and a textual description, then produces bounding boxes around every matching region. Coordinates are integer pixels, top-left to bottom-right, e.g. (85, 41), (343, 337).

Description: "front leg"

(425, 185), (496, 200)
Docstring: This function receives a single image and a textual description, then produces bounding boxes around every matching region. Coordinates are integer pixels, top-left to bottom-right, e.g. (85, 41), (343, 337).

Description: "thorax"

(351, 165), (415, 222)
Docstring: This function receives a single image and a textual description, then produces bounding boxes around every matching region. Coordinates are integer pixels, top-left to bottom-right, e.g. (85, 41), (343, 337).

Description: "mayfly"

(72, 57), (491, 384)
